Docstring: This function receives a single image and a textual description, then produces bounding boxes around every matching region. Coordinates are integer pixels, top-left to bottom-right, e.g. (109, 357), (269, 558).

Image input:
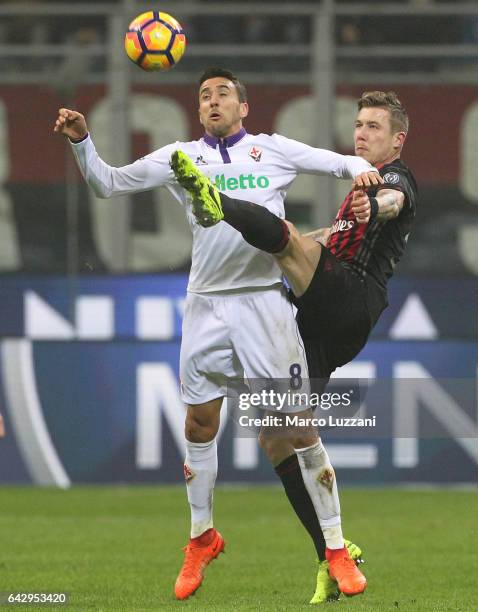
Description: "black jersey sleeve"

(372, 160), (418, 215)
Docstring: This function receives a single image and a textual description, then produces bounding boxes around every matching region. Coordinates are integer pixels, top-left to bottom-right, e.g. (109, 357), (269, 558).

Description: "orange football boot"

(174, 528), (225, 600)
(326, 546), (367, 596)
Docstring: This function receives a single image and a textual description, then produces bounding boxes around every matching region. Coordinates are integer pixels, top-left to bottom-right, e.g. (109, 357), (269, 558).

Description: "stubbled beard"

(208, 123), (229, 138)
(206, 115), (241, 139)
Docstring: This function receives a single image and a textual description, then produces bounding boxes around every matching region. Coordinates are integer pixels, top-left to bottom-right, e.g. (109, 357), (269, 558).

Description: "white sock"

(184, 439), (218, 538)
(295, 440), (344, 549)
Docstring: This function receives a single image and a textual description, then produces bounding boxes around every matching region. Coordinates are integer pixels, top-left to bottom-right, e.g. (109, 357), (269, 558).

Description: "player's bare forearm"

(351, 188), (404, 224)
(0, 413), (5, 438)
(374, 189), (405, 221)
(303, 226), (332, 246)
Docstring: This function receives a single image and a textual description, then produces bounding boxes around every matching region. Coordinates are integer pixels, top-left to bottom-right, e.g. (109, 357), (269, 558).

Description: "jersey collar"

(375, 157), (400, 170)
(203, 127), (247, 148)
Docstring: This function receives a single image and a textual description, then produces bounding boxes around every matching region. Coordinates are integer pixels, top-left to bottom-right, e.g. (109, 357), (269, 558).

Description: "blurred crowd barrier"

(0, 1), (476, 276)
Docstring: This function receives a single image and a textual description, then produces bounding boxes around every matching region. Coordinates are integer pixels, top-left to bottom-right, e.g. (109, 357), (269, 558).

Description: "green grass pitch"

(0, 486), (477, 611)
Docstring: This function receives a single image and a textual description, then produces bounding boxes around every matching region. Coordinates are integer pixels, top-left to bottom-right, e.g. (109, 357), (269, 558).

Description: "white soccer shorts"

(180, 285), (309, 406)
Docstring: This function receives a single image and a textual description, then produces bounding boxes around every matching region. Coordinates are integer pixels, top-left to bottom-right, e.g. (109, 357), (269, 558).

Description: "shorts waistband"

(188, 283), (283, 298)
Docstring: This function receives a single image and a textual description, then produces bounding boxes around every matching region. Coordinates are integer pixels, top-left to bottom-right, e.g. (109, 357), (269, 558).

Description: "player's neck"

(376, 152), (400, 167)
(204, 126), (247, 145)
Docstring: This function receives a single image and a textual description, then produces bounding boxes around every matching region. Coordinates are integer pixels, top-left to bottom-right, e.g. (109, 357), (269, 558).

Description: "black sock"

(275, 454), (326, 560)
(220, 193), (289, 253)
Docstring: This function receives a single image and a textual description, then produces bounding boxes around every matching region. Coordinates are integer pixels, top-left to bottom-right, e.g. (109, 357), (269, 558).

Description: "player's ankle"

(190, 527), (215, 547)
(323, 524), (344, 550)
(326, 546), (348, 561)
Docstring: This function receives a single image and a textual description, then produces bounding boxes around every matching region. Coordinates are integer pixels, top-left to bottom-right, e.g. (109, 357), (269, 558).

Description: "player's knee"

(275, 221), (301, 260)
(258, 431), (295, 465)
(258, 429), (269, 451)
(258, 430), (278, 461)
(185, 412), (217, 443)
(291, 433), (319, 450)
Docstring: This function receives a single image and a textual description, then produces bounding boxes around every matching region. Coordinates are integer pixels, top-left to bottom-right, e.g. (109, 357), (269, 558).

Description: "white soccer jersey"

(71, 129), (376, 292)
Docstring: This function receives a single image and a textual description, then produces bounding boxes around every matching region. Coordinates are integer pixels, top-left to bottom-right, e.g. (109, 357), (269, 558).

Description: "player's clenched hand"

(53, 108), (88, 141)
(353, 171), (383, 190)
(351, 189), (371, 224)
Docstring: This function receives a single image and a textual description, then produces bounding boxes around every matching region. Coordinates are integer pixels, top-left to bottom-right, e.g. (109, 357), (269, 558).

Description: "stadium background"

(0, 0), (477, 489)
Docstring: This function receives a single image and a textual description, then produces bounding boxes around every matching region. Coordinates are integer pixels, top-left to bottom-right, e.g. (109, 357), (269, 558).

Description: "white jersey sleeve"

(271, 134), (377, 179)
(68, 130), (377, 294)
(70, 134), (177, 199)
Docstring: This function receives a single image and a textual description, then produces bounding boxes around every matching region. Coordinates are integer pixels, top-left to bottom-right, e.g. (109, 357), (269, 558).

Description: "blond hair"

(358, 91), (409, 133)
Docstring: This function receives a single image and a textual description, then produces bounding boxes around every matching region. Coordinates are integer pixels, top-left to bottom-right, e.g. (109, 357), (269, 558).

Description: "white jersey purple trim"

(203, 127), (248, 164)
(70, 128), (376, 293)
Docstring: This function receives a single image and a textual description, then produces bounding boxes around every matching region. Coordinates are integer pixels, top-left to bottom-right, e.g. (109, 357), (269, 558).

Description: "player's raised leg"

(170, 150), (320, 296)
(175, 398), (225, 600)
(170, 149), (288, 247)
(170, 150), (224, 226)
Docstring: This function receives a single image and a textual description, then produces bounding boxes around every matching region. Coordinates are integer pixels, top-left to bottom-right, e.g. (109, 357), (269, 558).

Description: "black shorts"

(295, 247), (387, 386)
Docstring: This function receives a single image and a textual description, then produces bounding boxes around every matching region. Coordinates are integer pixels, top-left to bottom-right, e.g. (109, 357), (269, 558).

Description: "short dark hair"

(358, 91), (409, 133)
(198, 67), (248, 103)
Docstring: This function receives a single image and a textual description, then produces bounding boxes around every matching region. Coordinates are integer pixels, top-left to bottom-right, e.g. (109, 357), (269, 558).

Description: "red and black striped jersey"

(326, 158), (418, 289)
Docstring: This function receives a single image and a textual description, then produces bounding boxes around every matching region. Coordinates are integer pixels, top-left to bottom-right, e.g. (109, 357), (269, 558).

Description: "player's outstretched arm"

(272, 135), (383, 183)
(53, 108), (88, 141)
(54, 109), (174, 199)
(0, 413), (5, 438)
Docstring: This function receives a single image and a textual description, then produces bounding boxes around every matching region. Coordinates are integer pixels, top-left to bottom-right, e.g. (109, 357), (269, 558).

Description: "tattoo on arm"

(303, 226), (332, 245)
(376, 189), (405, 221)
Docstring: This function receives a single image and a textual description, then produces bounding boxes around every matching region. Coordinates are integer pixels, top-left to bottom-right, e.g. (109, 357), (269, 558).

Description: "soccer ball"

(124, 11), (186, 71)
